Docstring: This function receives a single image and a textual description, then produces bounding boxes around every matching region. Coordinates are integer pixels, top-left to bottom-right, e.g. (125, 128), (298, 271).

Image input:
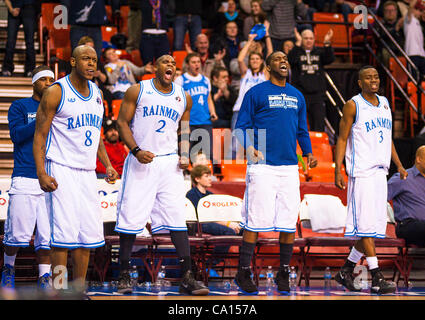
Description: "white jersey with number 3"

(131, 79), (187, 156)
(345, 94), (392, 178)
(46, 75), (104, 170)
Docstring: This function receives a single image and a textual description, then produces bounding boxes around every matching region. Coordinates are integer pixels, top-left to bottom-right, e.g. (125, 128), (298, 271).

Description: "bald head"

(72, 45), (96, 59)
(415, 145), (425, 175)
(301, 29), (315, 50)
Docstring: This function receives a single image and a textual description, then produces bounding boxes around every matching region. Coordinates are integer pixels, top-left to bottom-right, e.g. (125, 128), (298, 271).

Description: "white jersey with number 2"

(131, 79), (187, 156)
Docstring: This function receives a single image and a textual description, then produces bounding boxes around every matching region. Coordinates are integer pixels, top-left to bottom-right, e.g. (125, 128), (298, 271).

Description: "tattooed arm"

(33, 84), (61, 192)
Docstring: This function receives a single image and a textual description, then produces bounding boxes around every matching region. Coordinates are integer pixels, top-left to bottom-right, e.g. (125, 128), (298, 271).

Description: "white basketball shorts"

(3, 177), (50, 250)
(45, 160), (105, 248)
(240, 164), (300, 233)
(115, 153), (187, 234)
(344, 170), (388, 238)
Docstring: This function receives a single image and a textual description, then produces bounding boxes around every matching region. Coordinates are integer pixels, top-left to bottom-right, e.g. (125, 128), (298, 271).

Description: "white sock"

(347, 247), (364, 264)
(4, 253), (16, 267)
(366, 256), (379, 270)
(38, 264), (51, 277)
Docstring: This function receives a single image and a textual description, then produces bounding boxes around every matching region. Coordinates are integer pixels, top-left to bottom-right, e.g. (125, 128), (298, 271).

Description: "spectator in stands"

(68, 0), (107, 59)
(288, 28), (335, 132)
(214, 0), (245, 37)
(398, 0), (411, 17)
(376, 1), (405, 68)
(184, 33), (227, 80)
(223, 21), (243, 68)
(211, 66), (238, 128)
(334, 0), (359, 21)
(140, 0), (170, 64)
(186, 165), (242, 276)
(173, 0), (203, 51)
(175, 52), (218, 161)
(1, 0), (37, 77)
(104, 47), (154, 99)
(243, 0), (267, 40)
(387, 145), (425, 246)
(229, 32), (271, 158)
(126, 0), (143, 53)
(96, 119), (128, 178)
(261, 0), (309, 51)
(283, 39), (295, 55)
(404, 0), (425, 81)
(78, 36), (113, 111)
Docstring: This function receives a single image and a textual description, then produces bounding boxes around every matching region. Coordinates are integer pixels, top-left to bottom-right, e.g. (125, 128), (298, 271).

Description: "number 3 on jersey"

(156, 120), (166, 133)
(378, 130), (383, 143)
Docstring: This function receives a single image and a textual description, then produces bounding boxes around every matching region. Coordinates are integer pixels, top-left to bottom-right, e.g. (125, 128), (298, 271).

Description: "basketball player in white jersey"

(334, 66), (408, 294)
(33, 45), (119, 293)
(114, 54), (209, 295)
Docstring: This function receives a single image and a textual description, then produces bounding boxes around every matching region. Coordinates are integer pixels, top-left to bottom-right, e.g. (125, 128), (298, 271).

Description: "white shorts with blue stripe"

(344, 170), (388, 239)
(240, 164), (300, 233)
(45, 160), (105, 249)
(3, 177), (50, 251)
(115, 153), (187, 234)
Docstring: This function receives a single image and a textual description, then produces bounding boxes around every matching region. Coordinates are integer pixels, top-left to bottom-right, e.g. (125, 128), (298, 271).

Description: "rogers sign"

(202, 200), (239, 208)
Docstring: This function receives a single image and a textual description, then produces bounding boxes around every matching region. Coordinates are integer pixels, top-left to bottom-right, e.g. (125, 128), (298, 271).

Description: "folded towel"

(300, 194), (347, 233)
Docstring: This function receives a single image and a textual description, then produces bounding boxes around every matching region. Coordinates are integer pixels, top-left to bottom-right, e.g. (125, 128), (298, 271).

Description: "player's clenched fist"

(335, 171), (346, 190)
(135, 149), (155, 164)
(38, 174), (58, 192)
(179, 156), (190, 169)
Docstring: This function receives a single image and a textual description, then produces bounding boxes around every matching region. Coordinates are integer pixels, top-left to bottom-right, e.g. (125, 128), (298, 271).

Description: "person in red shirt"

(96, 119), (128, 178)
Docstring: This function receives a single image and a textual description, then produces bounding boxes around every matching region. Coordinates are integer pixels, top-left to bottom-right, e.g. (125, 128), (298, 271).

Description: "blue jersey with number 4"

(46, 75), (104, 170)
(178, 73), (211, 125)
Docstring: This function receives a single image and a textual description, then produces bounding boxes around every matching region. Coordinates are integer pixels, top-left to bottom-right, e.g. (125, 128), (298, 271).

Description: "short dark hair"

(31, 65), (52, 78)
(185, 52), (201, 64)
(265, 51), (285, 67)
(358, 65), (376, 79)
(102, 47), (115, 61)
(211, 66), (228, 80)
(190, 165), (211, 185)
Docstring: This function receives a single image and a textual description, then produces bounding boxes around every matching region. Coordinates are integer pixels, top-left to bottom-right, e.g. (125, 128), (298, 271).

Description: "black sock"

(370, 267), (380, 278)
(279, 243), (294, 268)
(239, 241), (256, 269)
(343, 259), (357, 271)
(170, 231), (192, 274)
(119, 233), (136, 272)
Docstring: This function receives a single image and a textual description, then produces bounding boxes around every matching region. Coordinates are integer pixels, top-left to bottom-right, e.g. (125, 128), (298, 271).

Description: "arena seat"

(39, 3), (57, 55)
(313, 13), (349, 59)
(220, 160), (247, 182)
(142, 73), (156, 81)
(406, 81), (425, 138)
(110, 99), (122, 120)
(102, 26), (118, 42)
(130, 49), (143, 67)
(299, 198), (406, 286)
(105, 5), (113, 23)
(172, 50), (188, 70)
(196, 194), (244, 283)
(388, 57), (408, 113)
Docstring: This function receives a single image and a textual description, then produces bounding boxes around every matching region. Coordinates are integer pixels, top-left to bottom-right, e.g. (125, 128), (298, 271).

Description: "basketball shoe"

(117, 269), (133, 294)
(371, 270), (396, 294)
(335, 266), (361, 291)
(234, 267), (258, 295)
(1, 264), (15, 289)
(275, 266), (290, 294)
(179, 270), (209, 295)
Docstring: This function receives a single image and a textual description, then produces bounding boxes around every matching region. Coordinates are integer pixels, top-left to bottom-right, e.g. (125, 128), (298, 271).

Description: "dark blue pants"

(2, 5), (36, 74)
(70, 25), (103, 59)
(139, 33), (170, 64)
(173, 14), (202, 51)
(201, 222), (238, 266)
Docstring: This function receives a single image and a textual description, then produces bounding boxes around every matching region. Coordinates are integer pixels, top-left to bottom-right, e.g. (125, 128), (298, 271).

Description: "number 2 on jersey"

(156, 120), (166, 133)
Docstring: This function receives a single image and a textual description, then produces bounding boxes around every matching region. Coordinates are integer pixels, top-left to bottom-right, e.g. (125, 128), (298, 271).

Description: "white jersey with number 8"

(345, 93), (392, 178)
(46, 75), (104, 170)
(131, 79), (187, 156)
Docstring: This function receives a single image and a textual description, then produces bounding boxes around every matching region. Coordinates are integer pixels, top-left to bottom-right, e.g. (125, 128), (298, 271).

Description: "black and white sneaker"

(179, 270), (209, 295)
(117, 270), (133, 294)
(275, 266), (290, 294)
(371, 270), (396, 294)
(335, 267), (361, 292)
(234, 267), (258, 295)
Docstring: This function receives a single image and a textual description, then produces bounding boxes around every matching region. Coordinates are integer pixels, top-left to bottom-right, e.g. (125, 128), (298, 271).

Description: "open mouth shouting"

(164, 68), (174, 81)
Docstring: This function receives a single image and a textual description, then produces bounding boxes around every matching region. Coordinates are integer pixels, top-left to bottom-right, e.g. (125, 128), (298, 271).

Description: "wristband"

(131, 146), (141, 156)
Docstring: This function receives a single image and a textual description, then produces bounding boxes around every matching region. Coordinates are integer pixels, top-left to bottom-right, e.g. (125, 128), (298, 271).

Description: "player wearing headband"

(1, 66), (54, 290)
